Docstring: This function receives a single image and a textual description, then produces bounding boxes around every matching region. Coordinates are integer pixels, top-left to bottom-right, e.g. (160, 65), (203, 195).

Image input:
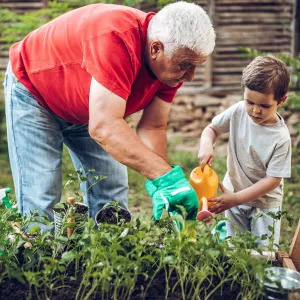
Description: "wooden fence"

(0, 0), (298, 93)
(139, 0), (297, 93)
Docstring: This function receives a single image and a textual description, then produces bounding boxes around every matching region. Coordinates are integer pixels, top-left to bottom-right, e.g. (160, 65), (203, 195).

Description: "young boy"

(198, 56), (291, 248)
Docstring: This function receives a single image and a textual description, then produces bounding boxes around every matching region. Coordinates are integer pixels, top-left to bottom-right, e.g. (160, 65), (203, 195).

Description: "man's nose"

(184, 67), (197, 82)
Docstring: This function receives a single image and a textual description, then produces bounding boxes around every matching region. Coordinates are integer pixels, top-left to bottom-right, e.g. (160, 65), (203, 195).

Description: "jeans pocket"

(15, 81), (35, 98)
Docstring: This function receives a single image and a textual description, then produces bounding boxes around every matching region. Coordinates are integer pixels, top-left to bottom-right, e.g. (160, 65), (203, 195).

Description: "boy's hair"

(241, 56), (290, 103)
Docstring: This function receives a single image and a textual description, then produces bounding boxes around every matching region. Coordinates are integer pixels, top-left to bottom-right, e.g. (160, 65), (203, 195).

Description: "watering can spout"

(189, 165), (218, 222)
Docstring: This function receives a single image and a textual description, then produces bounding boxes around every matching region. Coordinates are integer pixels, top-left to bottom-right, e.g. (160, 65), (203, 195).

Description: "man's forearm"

(91, 118), (171, 180)
(136, 127), (168, 161)
(235, 176), (282, 204)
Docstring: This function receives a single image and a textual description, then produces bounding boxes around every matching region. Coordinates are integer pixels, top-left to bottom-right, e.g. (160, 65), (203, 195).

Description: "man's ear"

(150, 41), (163, 59)
(277, 95), (288, 107)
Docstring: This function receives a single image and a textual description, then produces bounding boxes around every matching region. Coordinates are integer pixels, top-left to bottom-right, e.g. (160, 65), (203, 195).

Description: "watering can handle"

(203, 165), (210, 180)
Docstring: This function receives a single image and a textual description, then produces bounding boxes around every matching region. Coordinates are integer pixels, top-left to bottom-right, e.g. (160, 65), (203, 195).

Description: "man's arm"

(136, 96), (171, 161)
(88, 78), (172, 179)
(208, 176), (282, 214)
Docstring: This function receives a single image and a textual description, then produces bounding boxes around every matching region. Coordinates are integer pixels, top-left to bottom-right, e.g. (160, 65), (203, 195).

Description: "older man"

(4, 1), (215, 228)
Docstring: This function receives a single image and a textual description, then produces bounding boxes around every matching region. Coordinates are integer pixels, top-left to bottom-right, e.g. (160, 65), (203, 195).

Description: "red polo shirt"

(10, 4), (182, 124)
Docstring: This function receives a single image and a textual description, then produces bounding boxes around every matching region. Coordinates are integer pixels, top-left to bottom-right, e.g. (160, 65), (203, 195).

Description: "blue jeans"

(3, 62), (128, 230)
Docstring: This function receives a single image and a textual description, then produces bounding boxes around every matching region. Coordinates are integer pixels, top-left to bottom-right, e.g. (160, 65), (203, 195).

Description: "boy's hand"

(198, 145), (214, 169)
(208, 183), (240, 214)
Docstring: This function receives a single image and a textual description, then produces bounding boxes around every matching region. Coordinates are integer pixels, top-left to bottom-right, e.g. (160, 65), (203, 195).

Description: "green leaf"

(55, 236), (69, 243)
(53, 203), (65, 210)
(61, 251), (75, 261)
(28, 225), (41, 234)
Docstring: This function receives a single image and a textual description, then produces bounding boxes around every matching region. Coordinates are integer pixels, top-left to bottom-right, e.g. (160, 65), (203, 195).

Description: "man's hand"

(208, 183), (240, 214)
(145, 166), (198, 221)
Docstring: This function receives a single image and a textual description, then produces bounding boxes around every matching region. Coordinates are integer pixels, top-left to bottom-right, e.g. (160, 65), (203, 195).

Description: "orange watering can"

(189, 165), (218, 222)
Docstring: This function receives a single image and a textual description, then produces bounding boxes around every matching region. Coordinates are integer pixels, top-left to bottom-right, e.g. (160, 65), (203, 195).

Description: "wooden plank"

(0, 0), (40, 2)
(0, 2), (44, 9)
(215, 60), (252, 67)
(217, 12), (292, 19)
(214, 53), (254, 59)
(217, 38), (291, 46)
(217, 24), (292, 31)
(216, 0), (294, 4)
(217, 31), (291, 39)
(216, 18), (292, 25)
(283, 257), (297, 271)
(277, 251), (290, 264)
(178, 85), (241, 95)
(213, 77), (242, 84)
(215, 45), (291, 52)
(216, 5), (292, 12)
(214, 67), (243, 72)
(289, 220), (300, 272)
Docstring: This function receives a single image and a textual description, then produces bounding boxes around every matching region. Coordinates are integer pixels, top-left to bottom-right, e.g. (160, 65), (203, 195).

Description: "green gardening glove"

(145, 166), (198, 221)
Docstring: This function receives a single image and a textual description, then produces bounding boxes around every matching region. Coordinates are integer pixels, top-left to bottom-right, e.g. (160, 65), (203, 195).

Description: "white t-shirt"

(211, 101), (291, 208)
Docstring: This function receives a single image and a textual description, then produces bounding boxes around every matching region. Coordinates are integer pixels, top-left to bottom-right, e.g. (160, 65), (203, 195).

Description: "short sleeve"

(211, 102), (240, 134)
(156, 82), (183, 102)
(266, 139), (291, 178)
(82, 31), (140, 100)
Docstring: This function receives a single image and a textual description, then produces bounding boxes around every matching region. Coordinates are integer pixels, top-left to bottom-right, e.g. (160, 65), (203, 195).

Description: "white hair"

(147, 1), (216, 58)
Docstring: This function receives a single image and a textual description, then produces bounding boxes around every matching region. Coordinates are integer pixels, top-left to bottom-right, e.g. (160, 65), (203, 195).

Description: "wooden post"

(289, 220), (300, 272)
(203, 0), (214, 88)
(43, 0), (48, 8)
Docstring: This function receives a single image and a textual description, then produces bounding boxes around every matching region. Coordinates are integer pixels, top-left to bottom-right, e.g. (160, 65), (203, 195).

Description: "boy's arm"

(208, 176), (282, 214)
(198, 125), (219, 169)
(199, 102), (239, 169)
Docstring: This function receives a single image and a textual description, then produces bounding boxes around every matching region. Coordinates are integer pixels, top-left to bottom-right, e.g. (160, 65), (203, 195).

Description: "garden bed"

(1, 206), (284, 300)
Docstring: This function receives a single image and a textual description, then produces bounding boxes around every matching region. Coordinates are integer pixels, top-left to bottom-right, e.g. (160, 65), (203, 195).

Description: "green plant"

(0, 190), (275, 300)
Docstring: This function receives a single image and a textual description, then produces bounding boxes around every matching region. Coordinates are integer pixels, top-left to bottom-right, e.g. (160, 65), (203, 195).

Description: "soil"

(74, 203), (88, 215)
(52, 202), (88, 215)
(0, 269), (243, 300)
(96, 205), (132, 225)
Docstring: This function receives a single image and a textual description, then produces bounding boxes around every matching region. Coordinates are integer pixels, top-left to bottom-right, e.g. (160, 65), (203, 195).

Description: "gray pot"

(95, 204), (132, 226)
(53, 203), (88, 237)
(258, 267), (300, 300)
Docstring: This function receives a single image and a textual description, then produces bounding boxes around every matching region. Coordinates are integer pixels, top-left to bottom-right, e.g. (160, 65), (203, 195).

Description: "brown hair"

(241, 56), (290, 103)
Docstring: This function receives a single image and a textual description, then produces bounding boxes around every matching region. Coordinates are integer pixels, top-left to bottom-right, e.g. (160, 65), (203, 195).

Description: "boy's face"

(244, 88), (286, 125)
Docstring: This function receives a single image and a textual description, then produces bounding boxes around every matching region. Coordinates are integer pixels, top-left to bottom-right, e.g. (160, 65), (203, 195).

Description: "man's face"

(244, 88), (285, 125)
(149, 44), (207, 87)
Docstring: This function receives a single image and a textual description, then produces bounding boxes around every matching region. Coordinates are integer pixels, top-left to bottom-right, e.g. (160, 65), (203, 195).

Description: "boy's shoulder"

(226, 100), (247, 118)
(273, 113), (291, 143)
(222, 100), (245, 115)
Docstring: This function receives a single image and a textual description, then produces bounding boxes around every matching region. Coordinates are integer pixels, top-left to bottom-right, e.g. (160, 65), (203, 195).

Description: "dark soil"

(96, 205), (131, 225)
(74, 203), (88, 214)
(53, 202), (88, 215)
(0, 269), (243, 300)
